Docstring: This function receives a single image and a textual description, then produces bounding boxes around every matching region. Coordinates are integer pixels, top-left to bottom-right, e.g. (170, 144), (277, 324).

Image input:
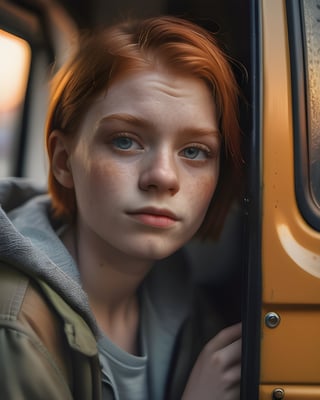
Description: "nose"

(138, 149), (180, 195)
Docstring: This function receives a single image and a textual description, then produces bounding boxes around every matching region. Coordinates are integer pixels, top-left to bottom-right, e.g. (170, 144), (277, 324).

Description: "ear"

(49, 130), (74, 189)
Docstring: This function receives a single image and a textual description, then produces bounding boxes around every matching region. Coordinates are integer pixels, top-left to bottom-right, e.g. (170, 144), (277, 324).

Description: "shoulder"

(0, 262), (102, 399)
(0, 263), (75, 398)
(0, 263), (72, 376)
(0, 261), (98, 357)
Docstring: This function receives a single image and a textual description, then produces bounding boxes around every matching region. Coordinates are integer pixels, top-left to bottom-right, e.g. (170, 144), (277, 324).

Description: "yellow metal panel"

(260, 385), (320, 399)
(262, 0), (320, 306)
(261, 308), (320, 382)
(260, 0), (320, 390)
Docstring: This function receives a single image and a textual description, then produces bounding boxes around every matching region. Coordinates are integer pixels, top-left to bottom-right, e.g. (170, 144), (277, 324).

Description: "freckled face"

(68, 69), (220, 261)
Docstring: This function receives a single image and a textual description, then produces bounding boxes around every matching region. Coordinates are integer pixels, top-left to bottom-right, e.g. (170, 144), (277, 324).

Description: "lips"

(127, 207), (179, 228)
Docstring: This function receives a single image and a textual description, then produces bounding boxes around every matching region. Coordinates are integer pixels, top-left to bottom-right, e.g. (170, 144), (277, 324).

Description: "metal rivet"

(265, 312), (281, 328)
(273, 388), (285, 399)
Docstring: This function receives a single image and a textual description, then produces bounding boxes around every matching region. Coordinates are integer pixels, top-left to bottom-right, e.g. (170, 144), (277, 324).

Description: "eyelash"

(110, 133), (142, 151)
(109, 133), (216, 161)
(180, 144), (213, 160)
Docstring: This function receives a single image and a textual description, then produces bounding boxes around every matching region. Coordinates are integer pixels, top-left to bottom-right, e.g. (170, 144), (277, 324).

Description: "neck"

(61, 221), (152, 353)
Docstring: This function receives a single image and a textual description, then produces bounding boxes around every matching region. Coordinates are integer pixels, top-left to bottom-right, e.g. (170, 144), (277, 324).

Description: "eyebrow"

(98, 113), (151, 128)
(98, 113), (221, 139)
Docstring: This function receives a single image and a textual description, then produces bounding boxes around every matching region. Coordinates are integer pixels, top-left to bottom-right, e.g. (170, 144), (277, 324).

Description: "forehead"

(106, 68), (212, 102)
(80, 69), (219, 134)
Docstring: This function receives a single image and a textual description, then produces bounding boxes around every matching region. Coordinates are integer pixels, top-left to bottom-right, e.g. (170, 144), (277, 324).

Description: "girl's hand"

(182, 322), (242, 400)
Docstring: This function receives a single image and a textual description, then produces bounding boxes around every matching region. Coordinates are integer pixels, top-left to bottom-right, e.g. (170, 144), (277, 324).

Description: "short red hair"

(46, 15), (242, 239)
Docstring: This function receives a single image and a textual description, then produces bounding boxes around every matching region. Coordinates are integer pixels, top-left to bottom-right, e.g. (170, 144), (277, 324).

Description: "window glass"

(302, 0), (320, 207)
(0, 29), (31, 176)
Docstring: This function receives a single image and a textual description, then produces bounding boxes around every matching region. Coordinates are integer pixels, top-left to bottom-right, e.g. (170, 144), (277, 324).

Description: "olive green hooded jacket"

(0, 178), (226, 399)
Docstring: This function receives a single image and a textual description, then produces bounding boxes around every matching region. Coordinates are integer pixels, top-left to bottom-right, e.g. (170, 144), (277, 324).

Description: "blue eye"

(183, 147), (200, 159)
(112, 136), (134, 150)
(182, 146), (209, 160)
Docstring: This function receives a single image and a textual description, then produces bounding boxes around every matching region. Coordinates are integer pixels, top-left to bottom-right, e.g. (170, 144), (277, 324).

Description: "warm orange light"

(0, 29), (31, 111)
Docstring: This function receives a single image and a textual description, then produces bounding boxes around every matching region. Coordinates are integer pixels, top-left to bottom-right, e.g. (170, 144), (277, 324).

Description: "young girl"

(0, 16), (242, 400)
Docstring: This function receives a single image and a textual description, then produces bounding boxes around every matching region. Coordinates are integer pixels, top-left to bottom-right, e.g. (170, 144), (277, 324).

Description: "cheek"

(201, 175), (217, 199)
(85, 158), (140, 206)
(92, 160), (117, 180)
(186, 173), (218, 220)
(194, 171), (218, 202)
(178, 174), (217, 242)
(72, 156), (126, 206)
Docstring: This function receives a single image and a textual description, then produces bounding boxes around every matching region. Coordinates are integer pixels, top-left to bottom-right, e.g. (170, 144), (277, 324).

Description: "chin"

(131, 240), (183, 262)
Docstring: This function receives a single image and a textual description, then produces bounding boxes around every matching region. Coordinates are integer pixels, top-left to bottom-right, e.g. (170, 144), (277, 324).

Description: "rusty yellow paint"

(260, 385), (320, 399)
(259, 0), (320, 393)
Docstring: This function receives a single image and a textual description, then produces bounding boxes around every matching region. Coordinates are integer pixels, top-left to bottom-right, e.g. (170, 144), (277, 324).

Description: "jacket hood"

(0, 178), (192, 339)
(0, 177), (46, 212)
(0, 177), (99, 335)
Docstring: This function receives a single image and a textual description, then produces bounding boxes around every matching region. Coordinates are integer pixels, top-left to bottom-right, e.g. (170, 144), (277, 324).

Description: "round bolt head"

(273, 388), (285, 399)
(265, 312), (281, 328)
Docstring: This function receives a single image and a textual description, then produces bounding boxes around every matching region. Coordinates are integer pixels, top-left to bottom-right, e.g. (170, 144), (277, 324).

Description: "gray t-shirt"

(99, 333), (148, 400)
(97, 284), (186, 400)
